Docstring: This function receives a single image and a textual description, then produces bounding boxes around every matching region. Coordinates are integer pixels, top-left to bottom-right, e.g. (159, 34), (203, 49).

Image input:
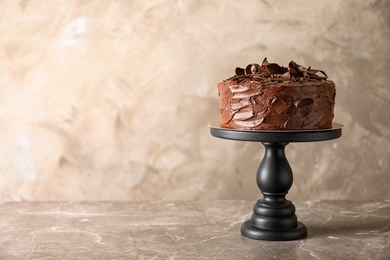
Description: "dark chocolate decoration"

(245, 64), (261, 75)
(230, 58), (328, 82)
(288, 61), (304, 77)
(265, 63), (289, 75)
(235, 67), (245, 76)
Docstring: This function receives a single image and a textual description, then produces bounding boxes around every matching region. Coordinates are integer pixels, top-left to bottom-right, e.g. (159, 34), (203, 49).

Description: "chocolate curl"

(236, 64), (261, 76)
(245, 64), (261, 75)
(235, 67), (246, 76)
(289, 61), (328, 80)
(288, 61), (304, 77)
(306, 68), (328, 79)
(262, 57), (288, 75)
(266, 63), (289, 75)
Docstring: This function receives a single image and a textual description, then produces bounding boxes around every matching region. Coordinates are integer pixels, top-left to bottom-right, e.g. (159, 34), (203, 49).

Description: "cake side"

(218, 79), (335, 130)
(217, 58), (336, 130)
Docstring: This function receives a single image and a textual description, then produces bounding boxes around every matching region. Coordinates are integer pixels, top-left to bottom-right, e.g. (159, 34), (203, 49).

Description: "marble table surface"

(0, 200), (389, 259)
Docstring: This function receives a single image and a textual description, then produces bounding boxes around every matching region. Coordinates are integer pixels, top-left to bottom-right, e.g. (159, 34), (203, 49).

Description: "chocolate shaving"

(266, 63), (288, 75)
(235, 67), (245, 76)
(229, 57), (329, 82)
(288, 61), (304, 77)
(245, 64), (261, 75)
(306, 69), (328, 79)
(262, 57), (288, 75)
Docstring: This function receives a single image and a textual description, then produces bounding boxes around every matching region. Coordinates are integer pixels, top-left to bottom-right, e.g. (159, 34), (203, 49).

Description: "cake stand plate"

(209, 123), (342, 241)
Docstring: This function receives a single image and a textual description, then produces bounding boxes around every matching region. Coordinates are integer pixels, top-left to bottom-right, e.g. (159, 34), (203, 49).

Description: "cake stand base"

(210, 123), (342, 241)
(241, 220), (307, 241)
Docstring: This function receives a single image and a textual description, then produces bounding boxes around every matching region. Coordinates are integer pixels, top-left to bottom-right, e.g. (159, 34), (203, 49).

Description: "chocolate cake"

(218, 58), (335, 130)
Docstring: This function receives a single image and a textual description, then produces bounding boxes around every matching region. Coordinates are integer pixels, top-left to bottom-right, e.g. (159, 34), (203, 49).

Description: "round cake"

(218, 58), (335, 130)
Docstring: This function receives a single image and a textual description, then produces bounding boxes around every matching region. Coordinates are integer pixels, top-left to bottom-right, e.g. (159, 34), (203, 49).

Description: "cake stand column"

(241, 142), (307, 241)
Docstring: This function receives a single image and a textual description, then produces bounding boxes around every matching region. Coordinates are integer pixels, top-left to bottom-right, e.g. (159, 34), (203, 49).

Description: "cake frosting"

(218, 58), (335, 130)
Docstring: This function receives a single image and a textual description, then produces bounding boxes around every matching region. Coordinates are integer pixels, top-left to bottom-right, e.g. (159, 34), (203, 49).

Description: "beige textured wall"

(0, 0), (389, 201)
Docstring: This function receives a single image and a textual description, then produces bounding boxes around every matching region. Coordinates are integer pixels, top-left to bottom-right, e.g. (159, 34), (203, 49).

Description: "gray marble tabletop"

(0, 200), (389, 259)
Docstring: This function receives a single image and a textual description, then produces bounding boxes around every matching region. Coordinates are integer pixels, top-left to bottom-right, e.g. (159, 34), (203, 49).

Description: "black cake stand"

(209, 122), (342, 241)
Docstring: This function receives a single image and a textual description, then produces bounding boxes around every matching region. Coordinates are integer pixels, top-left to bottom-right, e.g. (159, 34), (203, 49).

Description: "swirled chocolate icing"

(218, 58), (335, 130)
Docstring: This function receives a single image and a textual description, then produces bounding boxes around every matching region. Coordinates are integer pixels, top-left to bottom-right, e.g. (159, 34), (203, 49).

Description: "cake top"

(226, 58), (330, 84)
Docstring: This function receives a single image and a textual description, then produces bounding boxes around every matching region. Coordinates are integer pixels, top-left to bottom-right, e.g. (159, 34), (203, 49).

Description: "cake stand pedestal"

(209, 123), (342, 241)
